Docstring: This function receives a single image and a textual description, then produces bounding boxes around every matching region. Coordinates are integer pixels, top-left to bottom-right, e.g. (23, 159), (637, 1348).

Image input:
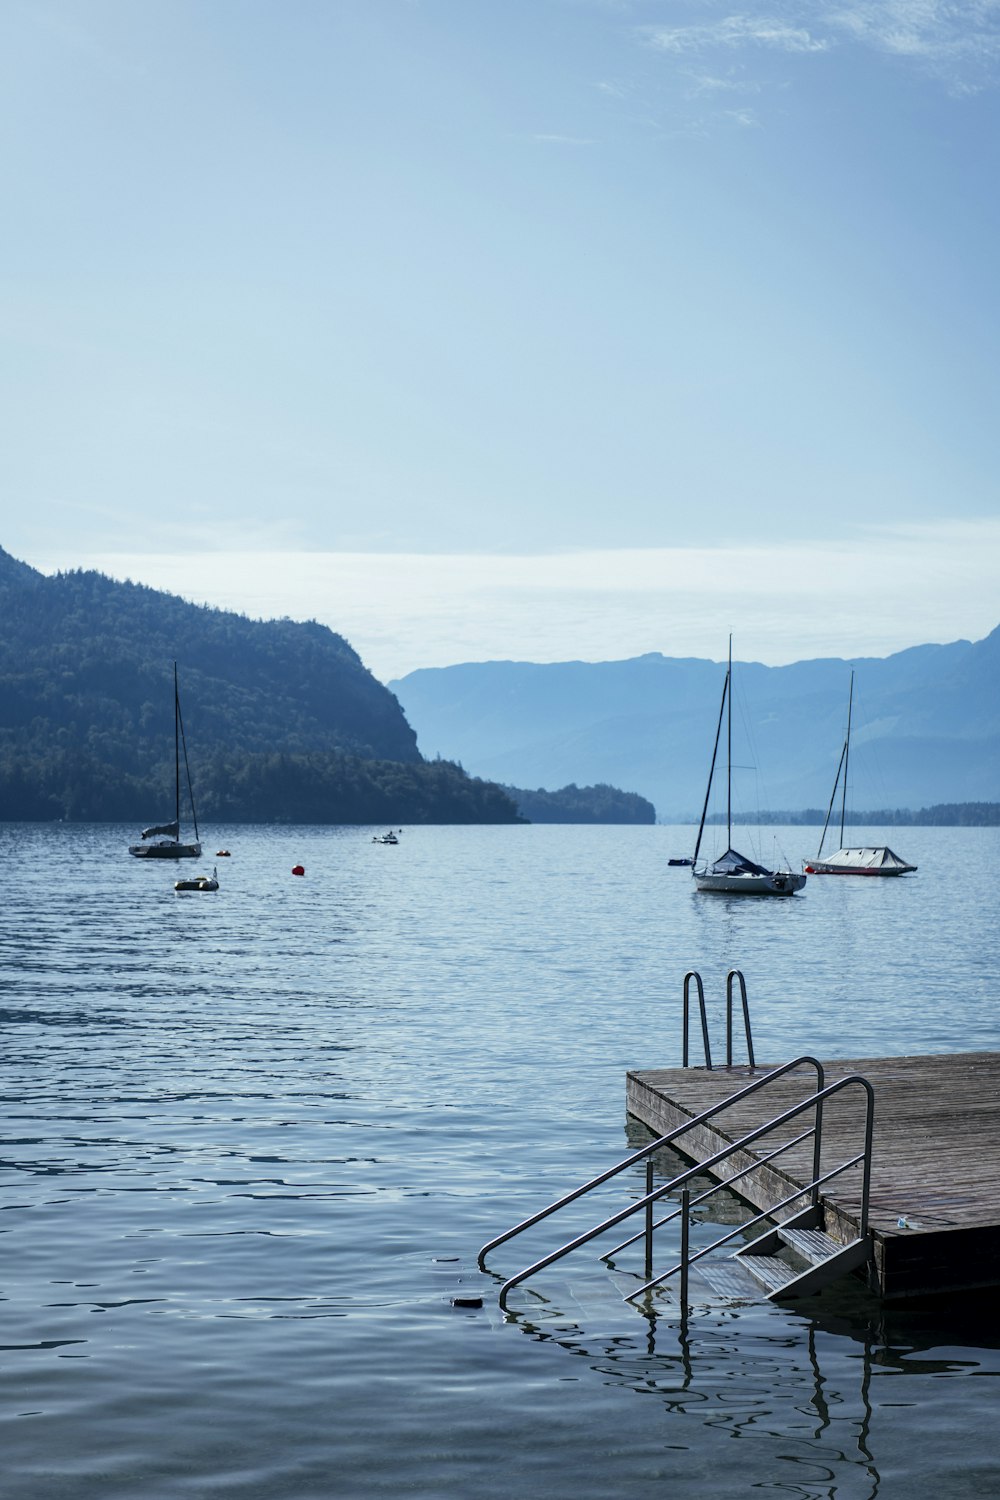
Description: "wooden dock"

(626, 1051), (1000, 1301)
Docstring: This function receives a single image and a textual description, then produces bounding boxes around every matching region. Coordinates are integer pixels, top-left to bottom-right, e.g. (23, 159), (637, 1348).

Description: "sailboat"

(691, 639), (806, 896)
(129, 663), (202, 860)
(804, 672), (916, 877)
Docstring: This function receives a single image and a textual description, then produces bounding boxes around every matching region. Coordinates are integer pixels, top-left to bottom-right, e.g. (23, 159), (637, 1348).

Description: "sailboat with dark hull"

(804, 672), (916, 877)
(691, 640), (806, 897)
(129, 664), (202, 860)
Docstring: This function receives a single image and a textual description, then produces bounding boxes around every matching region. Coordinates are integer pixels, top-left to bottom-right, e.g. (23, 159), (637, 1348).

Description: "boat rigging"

(691, 638), (806, 896)
(129, 663), (202, 860)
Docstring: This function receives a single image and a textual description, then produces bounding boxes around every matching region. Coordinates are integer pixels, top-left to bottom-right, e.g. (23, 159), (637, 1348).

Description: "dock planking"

(626, 1051), (1000, 1300)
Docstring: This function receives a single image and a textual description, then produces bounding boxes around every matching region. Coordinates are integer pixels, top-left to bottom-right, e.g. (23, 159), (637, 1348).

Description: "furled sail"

(141, 820), (180, 840)
(706, 848), (769, 877)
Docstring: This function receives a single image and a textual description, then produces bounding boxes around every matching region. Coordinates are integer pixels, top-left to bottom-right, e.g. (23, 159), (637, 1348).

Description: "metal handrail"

(602, 1124), (816, 1259)
(627, 1146), (869, 1301)
(477, 1055), (825, 1272)
(628, 1074), (874, 1301)
(494, 1071), (873, 1312)
(725, 969), (755, 1068)
(682, 971), (712, 1068)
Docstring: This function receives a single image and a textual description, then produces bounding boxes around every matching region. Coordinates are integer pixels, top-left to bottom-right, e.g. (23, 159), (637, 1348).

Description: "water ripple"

(2, 822), (999, 1498)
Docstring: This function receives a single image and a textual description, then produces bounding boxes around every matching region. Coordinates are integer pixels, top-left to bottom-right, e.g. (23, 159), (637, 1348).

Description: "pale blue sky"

(4, 1), (1000, 674)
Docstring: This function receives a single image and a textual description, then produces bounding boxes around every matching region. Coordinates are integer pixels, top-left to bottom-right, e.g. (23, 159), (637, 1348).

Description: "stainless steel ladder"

(479, 1058), (874, 1313)
(682, 968), (755, 1069)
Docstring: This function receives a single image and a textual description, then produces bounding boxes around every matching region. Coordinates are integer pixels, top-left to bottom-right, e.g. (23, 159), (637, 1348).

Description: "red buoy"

(292, 864), (305, 877)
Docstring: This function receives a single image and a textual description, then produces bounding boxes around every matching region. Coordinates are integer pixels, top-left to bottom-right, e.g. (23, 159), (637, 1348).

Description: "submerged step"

(736, 1253), (799, 1294)
(736, 1234), (871, 1300)
(694, 1259), (769, 1302)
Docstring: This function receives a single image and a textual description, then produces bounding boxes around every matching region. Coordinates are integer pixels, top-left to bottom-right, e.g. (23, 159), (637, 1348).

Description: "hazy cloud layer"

(33, 521), (1000, 682)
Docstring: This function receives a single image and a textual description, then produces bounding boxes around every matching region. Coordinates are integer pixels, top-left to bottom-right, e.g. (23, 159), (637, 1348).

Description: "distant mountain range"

(391, 630), (1000, 819)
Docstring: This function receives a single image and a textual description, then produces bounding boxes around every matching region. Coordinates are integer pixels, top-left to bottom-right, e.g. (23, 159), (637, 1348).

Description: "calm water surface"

(2, 822), (999, 1498)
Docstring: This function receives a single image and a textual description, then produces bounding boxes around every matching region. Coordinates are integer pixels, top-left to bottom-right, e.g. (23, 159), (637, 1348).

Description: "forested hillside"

(504, 783), (655, 824)
(0, 548), (519, 824)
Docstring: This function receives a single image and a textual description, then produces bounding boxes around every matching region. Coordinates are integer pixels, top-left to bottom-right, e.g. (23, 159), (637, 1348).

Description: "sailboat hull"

(804, 848), (916, 876)
(811, 675), (916, 879)
(129, 840), (202, 859)
(694, 868), (806, 896)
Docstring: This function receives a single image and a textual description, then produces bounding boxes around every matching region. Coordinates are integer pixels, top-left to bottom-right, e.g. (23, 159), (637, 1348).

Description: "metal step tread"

(779, 1226), (842, 1263)
(696, 1260), (767, 1301)
(737, 1253), (799, 1293)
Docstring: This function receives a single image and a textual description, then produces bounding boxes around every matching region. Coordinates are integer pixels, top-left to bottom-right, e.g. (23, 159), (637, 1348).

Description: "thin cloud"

(595, 78), (632, 98)
(639, 2), (1000, 91)
(827, 0), (1000, 86)
(531, 132), (596, 144)
(685, 71), (764, 95)
(643, 17), (831, 57)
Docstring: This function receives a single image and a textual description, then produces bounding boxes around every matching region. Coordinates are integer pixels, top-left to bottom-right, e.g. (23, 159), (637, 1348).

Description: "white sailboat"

(129, 663), (202, 860)
(804, 672), (916, 877)
(691, 640), (806, 896)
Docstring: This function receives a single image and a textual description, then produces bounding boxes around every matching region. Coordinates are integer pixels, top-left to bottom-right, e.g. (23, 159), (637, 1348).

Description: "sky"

(3, 0), (1000, 680)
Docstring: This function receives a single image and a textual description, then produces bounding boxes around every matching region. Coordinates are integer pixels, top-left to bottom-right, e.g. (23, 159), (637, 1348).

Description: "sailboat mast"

(839, 670), (854, 847)
(175, 667), (201, 842)
(693, 664), (729, 867)
(726, 634), (732, 849)
(816, 739), (847, 860)
(174, 662), (180, 832)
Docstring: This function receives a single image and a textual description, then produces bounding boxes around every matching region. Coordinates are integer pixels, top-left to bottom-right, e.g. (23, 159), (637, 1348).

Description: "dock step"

(734, 1211), (870, 1300)
(781, 1226), (843, 1262)
(642, 1257), (772, 1304)
(736, 1253), (801, 1295)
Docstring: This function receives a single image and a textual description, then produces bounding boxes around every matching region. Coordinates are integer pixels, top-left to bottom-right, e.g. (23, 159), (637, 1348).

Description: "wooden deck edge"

(627, 1070), (1000, 1301)
(625, 1071), (863, 1239)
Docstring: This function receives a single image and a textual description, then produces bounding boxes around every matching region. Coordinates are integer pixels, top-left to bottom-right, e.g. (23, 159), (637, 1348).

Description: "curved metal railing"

(682, 969), (755, 1070)
(493, 1070), (872, 1312)
(725, 969), (755, 1069)
(478, 1056), (826, 1283)
(682, 970), (712, 1068)
(602, 1122), (816, 1261)
(624, 1073), (874, 1301)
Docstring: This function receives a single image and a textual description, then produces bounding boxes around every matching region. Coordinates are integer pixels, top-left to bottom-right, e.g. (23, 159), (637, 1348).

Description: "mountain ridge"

(391, 630), (1000, 818)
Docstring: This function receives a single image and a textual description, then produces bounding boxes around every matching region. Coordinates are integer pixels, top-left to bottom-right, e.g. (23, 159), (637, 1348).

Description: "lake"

(2, 821), (999, 1498)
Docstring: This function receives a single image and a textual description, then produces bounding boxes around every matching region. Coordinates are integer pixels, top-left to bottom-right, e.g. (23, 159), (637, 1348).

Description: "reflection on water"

(2, 822), (1000, 1498)
(504, 1280), (1000, 1500)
